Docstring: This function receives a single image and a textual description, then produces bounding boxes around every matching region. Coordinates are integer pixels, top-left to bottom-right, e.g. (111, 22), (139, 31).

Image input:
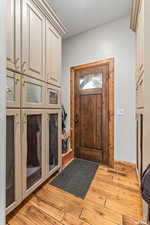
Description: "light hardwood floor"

(7, 161), (143, 225)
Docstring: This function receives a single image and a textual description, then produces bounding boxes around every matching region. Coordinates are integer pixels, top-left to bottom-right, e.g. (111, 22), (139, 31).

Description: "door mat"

(50, 158), (99, 199)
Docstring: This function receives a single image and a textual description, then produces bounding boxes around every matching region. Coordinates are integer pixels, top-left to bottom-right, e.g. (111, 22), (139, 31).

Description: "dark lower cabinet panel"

(6, 115), (15, 208)
(27, 115), (42, 189)
(49, 114), (58, 171)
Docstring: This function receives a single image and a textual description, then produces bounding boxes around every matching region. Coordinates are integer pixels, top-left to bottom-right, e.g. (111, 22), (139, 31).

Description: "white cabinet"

(22, 0), (45, 80)
(6, 0), (65, 215)
(46, 20), (62, 86)
(6, 70), (21, 108)
(136, 0), (144, 81)
(21, 109), (46, 198)
(46, 110), (62, 178)
(136, 78), (144, 109)
(136, 113), (143, 179)
(7, 0), (21, 72)
(46, 84), (61, 108)
(6, 110), (22, 214)
(21, 76), (46, 108)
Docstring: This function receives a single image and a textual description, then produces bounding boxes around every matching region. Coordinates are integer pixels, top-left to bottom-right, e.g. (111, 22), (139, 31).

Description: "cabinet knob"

(15, 77), (20, 82)
(6, 88), (12, 93)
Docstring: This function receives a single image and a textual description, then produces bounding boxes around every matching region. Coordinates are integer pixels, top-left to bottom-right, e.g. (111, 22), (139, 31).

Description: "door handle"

(75, 119), (80, 124)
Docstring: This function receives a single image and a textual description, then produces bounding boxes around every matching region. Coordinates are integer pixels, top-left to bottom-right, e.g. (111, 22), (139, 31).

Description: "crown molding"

(130, 0), (141, 31)
(31, 0), (67, 36)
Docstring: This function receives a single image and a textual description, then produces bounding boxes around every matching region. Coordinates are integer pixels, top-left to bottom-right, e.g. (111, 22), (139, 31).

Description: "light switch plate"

(117, 108), (125, 116)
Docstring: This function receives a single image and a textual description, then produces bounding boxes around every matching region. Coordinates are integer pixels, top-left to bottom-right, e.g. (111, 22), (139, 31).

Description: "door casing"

(70, 58), (114, 167)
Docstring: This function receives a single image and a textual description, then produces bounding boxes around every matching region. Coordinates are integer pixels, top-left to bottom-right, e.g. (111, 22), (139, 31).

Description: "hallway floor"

(7, 161), (143, 225)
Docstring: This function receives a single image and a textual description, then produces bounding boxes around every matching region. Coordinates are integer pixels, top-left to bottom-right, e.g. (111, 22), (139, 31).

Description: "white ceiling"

(47, 0), (131, 39)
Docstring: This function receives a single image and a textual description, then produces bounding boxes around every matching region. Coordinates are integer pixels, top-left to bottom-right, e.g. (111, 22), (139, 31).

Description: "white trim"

(31, 0), (67, 36)
(130, 0), (141, 31)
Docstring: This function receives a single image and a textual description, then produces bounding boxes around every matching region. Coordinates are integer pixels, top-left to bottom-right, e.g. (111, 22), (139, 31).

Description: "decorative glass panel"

(27, 115), (42, 189)
(7, 77), (15, 101)
(80, 73), (102, 90)
(48, 89), (58, 104)
(6, 116), (15, 207)
(49, 114), (58, 171)
(26, 83), (42, 104)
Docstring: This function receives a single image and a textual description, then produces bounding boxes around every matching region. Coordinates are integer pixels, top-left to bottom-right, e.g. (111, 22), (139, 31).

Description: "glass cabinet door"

(27, 115), (42, 189)
(46, 84), (60, 108)
(46, 110), (61, 177)
(6, 110), (21, 214)
(22, 77), (45, 108)
(49, 114), (58, 171)
(22, 110), (45, 198)
(6, 70), (21, 108)
(6, 115), (15, 208)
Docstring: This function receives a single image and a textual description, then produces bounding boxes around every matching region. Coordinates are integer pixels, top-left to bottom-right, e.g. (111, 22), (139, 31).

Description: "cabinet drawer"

(21, 76), (46, 108)
(136, 79), (144, 109)
(6, 70), (21, 108)
(46, 84), (61, 108)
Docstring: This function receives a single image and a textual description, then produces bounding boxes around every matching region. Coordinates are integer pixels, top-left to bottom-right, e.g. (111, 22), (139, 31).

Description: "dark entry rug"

(50, 158), (99, 199)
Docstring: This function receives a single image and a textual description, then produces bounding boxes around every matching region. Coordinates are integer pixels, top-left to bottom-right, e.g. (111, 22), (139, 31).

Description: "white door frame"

(0, 0), (7, 224)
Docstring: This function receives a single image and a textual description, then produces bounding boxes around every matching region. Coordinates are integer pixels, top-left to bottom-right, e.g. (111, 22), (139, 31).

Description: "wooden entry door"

(75, 64), (109, 163)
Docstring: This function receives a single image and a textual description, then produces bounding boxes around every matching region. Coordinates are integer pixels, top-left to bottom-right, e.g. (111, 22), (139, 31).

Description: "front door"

(75, 64), (109, 163)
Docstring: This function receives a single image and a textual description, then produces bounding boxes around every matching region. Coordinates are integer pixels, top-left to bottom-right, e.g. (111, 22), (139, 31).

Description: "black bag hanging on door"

(141, 164), (150, 205)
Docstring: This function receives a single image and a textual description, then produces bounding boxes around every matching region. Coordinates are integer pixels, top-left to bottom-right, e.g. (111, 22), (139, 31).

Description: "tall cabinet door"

(46, 20), (62, 86)
(46, 110), (61, 178)
(136, 0), (144, 81)
(7, 0), (21, 72)
(22, 109), (45, 198)
(136, 113), (143, 179)
(6, 110), (22, 214)
(22, 0), (45, 80)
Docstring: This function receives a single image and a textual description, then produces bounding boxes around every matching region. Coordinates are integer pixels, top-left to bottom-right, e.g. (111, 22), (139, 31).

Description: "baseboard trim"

(115, 160), (136, 169)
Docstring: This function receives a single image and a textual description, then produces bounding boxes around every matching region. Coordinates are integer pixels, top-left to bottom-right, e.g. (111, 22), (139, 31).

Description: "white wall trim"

(32, 0), (67, 36)
(130, 0), (141, 31)
(0, 1), (7, 224)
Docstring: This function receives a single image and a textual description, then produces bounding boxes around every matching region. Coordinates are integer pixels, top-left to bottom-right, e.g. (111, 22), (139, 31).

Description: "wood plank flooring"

(7, 161), (144, 225)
